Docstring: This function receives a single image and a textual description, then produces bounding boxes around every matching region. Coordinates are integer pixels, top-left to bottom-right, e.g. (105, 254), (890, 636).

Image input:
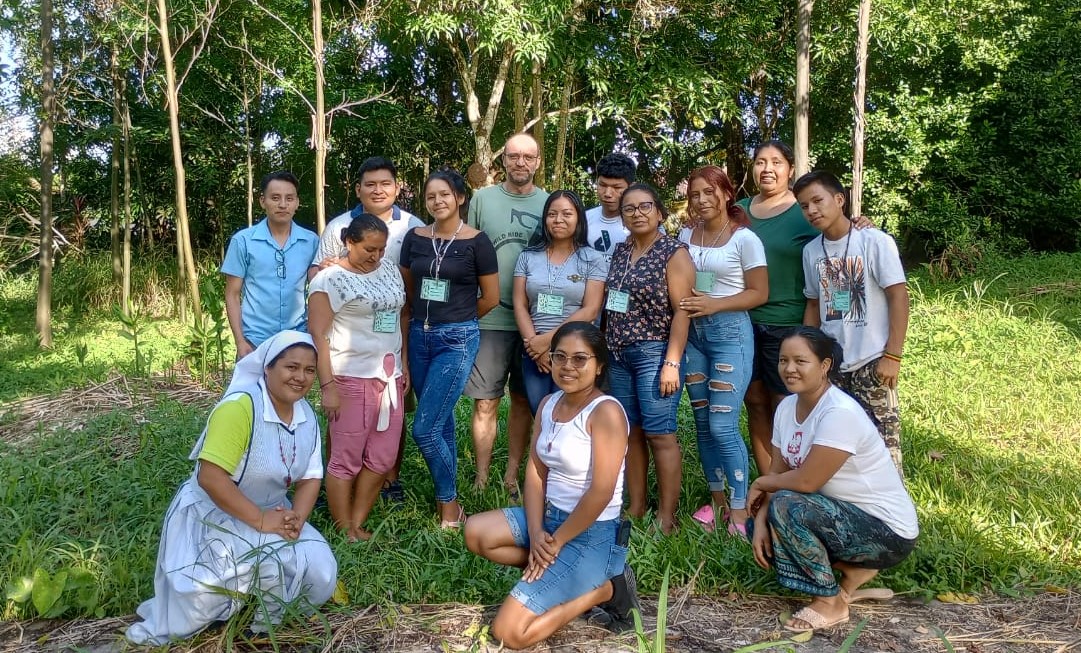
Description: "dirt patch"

(2, 591), (1077, 652)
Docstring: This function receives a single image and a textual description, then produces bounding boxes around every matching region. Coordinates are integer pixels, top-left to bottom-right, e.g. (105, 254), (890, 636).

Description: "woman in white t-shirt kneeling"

(747, 327), (917, 634)
(464, 322), (638, 649)
(309, 213), (409, 541)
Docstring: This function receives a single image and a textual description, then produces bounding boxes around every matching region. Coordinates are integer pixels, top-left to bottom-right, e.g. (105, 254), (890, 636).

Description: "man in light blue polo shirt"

(223, 170), (318, 359)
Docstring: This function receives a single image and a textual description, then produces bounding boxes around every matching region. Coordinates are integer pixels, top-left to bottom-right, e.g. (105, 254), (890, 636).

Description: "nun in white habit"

(127, 331), (338, 645)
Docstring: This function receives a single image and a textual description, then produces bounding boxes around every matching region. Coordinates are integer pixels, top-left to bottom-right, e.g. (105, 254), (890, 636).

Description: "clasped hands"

(523, 333), (553, 373)
(259, 505), (303, 541)
(523, 528), (562, 582)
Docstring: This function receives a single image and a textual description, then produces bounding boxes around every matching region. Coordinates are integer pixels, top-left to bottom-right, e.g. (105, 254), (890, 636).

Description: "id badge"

(420, 277), (450, 302)
(606, 289), (630, 313)
(373, 310), (398, 333)
(694, 271), (716, 293)
(832, 290), (851, 312)
(537, 292), (565, 316)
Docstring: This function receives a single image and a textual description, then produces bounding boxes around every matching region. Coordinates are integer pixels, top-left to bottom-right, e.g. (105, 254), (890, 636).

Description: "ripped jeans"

(683, 311), (754, 509)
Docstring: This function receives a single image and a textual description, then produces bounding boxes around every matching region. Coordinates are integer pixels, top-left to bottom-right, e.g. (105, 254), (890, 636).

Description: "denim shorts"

(607, 340), (683, 435)
(502, 504), (628, 615)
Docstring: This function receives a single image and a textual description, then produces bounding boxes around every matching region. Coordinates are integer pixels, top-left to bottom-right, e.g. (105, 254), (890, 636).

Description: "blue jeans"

(683, 311), (753, 509)
(502, 504), (628, 615)
(408, 319), (480, 502)
(607, 340), (682, 435)
(521, 354), (558, 415)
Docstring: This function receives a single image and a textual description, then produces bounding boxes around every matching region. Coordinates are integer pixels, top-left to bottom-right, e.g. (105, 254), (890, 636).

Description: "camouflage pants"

(838, 358), (903, 475)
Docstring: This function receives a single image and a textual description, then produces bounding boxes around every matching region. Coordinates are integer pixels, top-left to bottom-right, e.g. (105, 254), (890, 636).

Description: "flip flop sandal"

(692, 504), (716, 532)
(783, 606), (850, 633)
(847, 587), (895, 603)
(440, 505), (467, 530)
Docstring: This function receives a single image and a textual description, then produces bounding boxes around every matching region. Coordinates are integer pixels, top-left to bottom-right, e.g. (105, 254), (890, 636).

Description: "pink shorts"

(327, 354), (405, 478)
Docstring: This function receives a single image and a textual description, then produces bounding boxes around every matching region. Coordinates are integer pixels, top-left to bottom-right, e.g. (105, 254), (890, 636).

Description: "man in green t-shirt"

(466, 133), (549, 496)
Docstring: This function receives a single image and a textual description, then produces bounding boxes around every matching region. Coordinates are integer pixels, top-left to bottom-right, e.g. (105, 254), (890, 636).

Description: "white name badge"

(694, 271), (716, 293)
(606, 289), (630, 313)
(373, 310), (398, 333)
(537, 292), (565, 316)
(420, 277), (450, 302)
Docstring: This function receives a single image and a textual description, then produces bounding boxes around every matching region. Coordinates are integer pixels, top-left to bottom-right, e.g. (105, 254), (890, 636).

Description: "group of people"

(125, 135), (919, 647)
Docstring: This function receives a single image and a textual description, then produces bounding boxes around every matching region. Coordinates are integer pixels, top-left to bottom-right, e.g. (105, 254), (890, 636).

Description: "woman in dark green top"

(738, 140), (819, 475)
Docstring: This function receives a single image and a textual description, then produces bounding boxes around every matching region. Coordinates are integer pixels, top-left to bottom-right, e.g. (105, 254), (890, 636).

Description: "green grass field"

(1, 252), (1079, 622)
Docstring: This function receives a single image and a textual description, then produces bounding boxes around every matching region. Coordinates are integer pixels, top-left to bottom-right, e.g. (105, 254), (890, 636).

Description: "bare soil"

(2, 591), (1077, 652)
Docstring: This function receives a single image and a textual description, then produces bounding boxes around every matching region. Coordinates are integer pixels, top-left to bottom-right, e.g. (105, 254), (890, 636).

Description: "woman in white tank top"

(464, 322), (640, 648)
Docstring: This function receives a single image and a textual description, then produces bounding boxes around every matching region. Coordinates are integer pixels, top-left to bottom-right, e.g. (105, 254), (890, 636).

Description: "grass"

(1, 252), (1080, 624)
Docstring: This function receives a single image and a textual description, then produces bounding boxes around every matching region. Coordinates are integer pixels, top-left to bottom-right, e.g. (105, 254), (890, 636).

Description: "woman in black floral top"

(604, 183), (695, 534)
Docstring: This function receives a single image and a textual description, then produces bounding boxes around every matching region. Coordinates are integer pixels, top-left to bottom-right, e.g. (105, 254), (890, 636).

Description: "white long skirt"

(125, 481), (337, 645)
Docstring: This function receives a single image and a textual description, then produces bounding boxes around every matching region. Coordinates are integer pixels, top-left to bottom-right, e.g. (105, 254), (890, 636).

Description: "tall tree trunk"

(725, 114), (748, 196)
(850, 0), (872, 218)
(513, 62), (525, 132)
(794, 0), (814, 177)
(133, 146), (153, 250)
(531, 61), (545, 185)
(36, 0), (56, 348)
(312, 0), (327, 233)
(156, 0), (203, 322)
(122, 92), (133, 314)
(243, 67), (255, 227)
(109, 44), (122, 285)
(552, 61), (574, 187)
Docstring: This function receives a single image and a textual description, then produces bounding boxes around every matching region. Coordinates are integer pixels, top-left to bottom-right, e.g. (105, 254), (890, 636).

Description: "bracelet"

(320, 379), (335, 389)
(882, 352), (903, 363)
(663, 360), (680, 369)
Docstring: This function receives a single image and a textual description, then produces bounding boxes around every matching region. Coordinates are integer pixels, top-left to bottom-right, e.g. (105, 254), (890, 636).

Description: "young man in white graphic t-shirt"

(585, 153), (636, 260)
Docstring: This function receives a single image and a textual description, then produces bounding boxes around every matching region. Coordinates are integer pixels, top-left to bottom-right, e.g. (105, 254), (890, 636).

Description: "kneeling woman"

(126, 332), (337, 645)
(464, 322), (639, 649)
(748, 327), (917, 633)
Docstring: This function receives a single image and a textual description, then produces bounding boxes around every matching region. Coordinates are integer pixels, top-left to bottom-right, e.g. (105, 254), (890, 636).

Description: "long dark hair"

(782, 326), (844, 385)
(529, 190), (589, 250)
(550, 321), (609, 385)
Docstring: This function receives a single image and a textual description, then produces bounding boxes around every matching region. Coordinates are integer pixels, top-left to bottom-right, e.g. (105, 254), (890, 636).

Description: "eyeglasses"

(505, 153), (539, 164)
(549, 351), (597, 368)
(621, 201), (655, 217)
(275, 249), (286, 279)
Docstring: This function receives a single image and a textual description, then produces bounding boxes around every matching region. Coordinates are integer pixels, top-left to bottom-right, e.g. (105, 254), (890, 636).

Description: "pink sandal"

(692, 504), (716, 532)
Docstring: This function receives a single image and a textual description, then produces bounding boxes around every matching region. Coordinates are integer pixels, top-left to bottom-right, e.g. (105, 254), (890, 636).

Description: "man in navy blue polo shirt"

(223, 171), (319, 359)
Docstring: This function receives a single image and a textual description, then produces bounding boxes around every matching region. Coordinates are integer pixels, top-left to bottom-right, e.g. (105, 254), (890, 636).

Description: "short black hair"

(782, 326), (844, 385)
(260, 170), (299, 194)
(551, 321), (610, 384)
(597, 153), (637, 184)
(792, 170), (850, 218)
(356, 156), (398, 183)
(620, 183), (668, 221)
(752, 140), (796, 167)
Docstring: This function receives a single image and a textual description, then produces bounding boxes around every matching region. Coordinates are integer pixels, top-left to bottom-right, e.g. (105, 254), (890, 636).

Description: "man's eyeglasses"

(505, 153), (539, 164)
(621, 202), (655, 217)
(275, 249), (286, 279)
(549, 351), (597, 368)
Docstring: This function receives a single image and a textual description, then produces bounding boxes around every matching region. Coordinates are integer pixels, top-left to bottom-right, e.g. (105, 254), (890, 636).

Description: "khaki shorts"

(464, 329), (526, 399)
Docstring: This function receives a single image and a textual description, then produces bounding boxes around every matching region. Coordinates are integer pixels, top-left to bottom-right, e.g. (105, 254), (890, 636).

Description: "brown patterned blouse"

(605, 235), (688, 349)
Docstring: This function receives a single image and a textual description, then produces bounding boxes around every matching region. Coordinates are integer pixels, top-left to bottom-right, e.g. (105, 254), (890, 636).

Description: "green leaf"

(5, 577), (33, 603)
(31, 568), (67, 616)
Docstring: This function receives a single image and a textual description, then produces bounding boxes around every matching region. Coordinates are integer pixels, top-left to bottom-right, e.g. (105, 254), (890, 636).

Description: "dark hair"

(424, 168), (470, 221)
(529, 190), (589, 250)
(597, 152), (637, 184)
(687, 165), (749, 229)
(550, 321), (609, 384)
(620, 183), (668, 222)
(341, 212), (389, 245)
(752, 140), (796, 167)
(792, 170), (851, 218)
(356, 156), (398, 183)
(260, 170), (299, 194)
(781, 326), (844, 385)
(266, 342), (317, 368)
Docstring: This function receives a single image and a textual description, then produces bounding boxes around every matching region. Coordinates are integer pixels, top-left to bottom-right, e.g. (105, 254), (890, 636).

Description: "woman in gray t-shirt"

(513, 191), (609, 413)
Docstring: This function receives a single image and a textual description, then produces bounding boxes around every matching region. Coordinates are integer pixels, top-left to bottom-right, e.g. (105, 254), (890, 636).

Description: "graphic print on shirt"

(817, 255), (867, 324)
(491, 208), (541, 310)
(786, 430), (805, 468)
(592, 230), (612, 255)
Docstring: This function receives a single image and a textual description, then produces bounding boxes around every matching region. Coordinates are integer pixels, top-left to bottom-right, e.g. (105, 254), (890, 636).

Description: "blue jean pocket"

(605, 544), (629, 578)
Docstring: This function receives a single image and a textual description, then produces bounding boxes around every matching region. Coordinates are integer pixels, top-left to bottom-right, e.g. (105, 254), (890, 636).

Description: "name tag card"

(606, 289), (630, 313)
(694, 271), (716, 293)
(831, 290), (851, 312)
(420, 277), (450, 302)
(537, 292), (565, 316)
(373, 310), (398, 333)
